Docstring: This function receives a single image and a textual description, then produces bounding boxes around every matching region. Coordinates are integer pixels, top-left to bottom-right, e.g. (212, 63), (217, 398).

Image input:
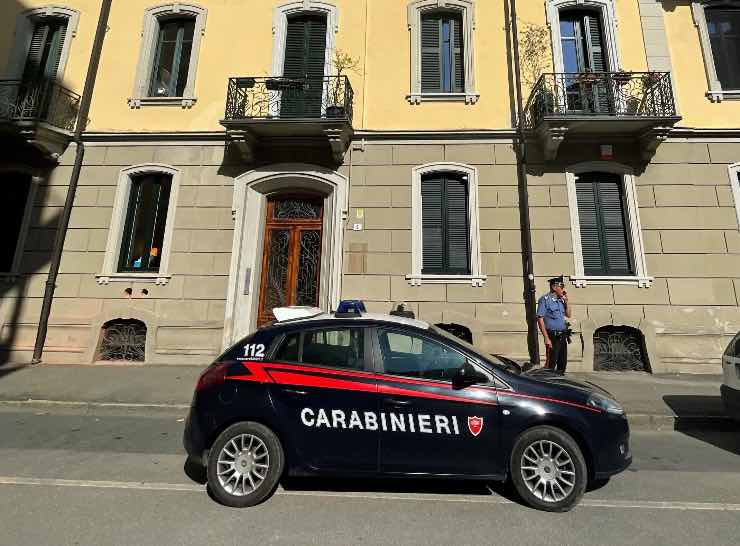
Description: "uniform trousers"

(545, 330), (568, 373)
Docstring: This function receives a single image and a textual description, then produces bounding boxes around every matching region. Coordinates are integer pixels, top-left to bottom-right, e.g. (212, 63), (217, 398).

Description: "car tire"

(207, 421), (284, 508)
(510, 426), (587, 512)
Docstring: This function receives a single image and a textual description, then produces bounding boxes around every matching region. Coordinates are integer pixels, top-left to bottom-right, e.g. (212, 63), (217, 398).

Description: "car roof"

(264, 312), (430, 333)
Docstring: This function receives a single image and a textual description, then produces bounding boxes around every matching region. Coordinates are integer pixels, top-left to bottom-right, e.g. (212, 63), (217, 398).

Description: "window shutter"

(451, 14), (464, 93)
(305, 16), (327, 80)
(46, 21), (67, 80)
(421, 14), (441, 93)
(283, 17), (307, 79)
(283, 15), (326, 79)
(445, 176), (470, 273)
(576, 172), (633, 276)
(422, 176), (444, 273)
(22, 23), (49, 81)
(585, 14), (607, 72)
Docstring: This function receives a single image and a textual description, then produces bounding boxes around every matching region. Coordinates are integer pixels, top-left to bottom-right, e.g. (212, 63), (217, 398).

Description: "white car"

(721, 331), (740, 420)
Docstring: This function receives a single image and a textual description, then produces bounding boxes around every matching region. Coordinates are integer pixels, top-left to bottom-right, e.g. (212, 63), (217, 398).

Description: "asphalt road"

(0, 405), (738, 546)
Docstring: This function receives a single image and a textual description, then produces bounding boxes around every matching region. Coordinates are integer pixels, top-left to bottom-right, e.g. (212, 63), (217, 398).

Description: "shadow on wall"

(0, 0), (80, 373)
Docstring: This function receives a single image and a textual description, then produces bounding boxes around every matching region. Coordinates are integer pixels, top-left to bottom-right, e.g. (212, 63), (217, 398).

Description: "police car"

(721, 331), (740, 420)
(184, 301), (631, 512)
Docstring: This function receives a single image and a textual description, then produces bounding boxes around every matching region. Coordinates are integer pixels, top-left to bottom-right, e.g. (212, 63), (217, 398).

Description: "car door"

(268, 325), (379, 472)
(374, 327), (502, 477)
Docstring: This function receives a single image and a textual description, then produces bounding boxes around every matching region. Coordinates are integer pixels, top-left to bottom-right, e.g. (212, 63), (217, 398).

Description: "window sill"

(128, 96), (196, 109)
(406, 274), (486, 287)
(96, 273), (171, 286)
(406, 92), (480, 105)
(571, 275), (653, 288)
(706, 89), (740, 103)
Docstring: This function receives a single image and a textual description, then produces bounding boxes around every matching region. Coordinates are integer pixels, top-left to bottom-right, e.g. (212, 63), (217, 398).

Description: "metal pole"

(32, 0), (113, 364)
(510, 0), (540, 366)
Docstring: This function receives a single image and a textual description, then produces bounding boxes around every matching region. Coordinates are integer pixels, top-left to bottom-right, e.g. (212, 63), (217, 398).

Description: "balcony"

(0, 79), (80, 158)
(524, 72), (681, 160)
(221, 75), (354, 164)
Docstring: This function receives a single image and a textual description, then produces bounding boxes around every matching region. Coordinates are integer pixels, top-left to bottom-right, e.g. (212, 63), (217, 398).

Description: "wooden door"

(257, 196), (324, 326)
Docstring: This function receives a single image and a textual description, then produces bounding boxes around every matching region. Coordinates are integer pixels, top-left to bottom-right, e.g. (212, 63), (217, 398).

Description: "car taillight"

(196, 362), (230, 392)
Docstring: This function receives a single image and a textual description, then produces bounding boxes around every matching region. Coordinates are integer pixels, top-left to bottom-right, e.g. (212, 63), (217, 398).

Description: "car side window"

(379, 329), (466, 381)
(275, 328), (365, 370)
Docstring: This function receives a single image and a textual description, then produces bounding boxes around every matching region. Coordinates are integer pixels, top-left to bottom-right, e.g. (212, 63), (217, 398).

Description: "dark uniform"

(537, 280), (568, 373)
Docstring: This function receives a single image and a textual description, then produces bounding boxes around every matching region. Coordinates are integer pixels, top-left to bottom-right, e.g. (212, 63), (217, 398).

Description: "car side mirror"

(452, 362), (487, 389)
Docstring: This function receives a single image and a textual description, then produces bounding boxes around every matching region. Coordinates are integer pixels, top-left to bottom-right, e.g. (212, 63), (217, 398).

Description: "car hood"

(522, 368), (614, 398)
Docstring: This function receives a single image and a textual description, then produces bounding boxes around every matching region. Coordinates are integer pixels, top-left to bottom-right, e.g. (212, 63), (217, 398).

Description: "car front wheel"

(207, 421), (284, 507)
(510, 426), (587, 512)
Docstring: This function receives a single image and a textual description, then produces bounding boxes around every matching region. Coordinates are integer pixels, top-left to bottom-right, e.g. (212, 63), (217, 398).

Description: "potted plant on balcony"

(327, 48), (360, 118)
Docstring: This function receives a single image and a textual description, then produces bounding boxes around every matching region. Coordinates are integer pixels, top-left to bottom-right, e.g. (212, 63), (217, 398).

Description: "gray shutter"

(445, 176), (470, 273)
(597, 179), (633, 274)
(585, 14), (607, 72)
(421, 14), (441, 93)
(422, 176), (444, 273)
(575, 177), (604, 275)
(451, 14), (464, 93)
(46, 21), (67, 80)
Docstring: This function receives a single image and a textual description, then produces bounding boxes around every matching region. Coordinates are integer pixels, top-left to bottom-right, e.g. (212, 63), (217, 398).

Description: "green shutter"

(22, 19), (67, 82)
(576, 172), (633, 276)
(421, 14), (441, 93)
(422, 174), (470, 275)
(281, 14), (327, 117)
(585, 14), (607, 72)
(451, 14), (464, 93)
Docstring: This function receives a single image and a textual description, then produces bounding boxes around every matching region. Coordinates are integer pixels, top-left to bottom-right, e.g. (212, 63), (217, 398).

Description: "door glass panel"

(263, 229), (291, 311)
(302, 328), (364, 370)
(379, 330), (466, 381)
(273, 199), (322, 220)
(296, 230), (321, 307)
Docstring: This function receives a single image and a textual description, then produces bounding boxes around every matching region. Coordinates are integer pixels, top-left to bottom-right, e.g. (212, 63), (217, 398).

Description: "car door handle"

(282, 387), (308, 396)
(383, 397), (412, 407)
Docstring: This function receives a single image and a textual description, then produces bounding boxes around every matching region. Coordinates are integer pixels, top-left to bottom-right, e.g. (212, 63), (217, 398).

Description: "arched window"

(593, 325), (650, 372)
(97, 165), (181, 286)
(129, 4), (207, 108)
(97, 319), (147, 362)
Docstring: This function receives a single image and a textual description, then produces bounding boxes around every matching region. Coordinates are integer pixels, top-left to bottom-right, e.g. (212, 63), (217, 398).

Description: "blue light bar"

(335, 300), (366, 316)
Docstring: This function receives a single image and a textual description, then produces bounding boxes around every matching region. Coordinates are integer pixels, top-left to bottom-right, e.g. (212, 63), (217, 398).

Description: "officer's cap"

(548, 275), (565, 286)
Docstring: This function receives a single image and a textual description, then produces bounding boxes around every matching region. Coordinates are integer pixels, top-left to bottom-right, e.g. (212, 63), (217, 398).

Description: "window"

(98, 165), (181, 285)
(118, 174), (172, 273)
(408, 163), (484, 286)
(148, 18), (195, 98)
(575, 173), (633, 276)
(0, 173), (35, 275)
(129, 4), (207, 108)
(407, 0), (477, 104)
(565, 164), (652, 287)
(6, 7), (79, 82)
(274, 328), (365, 370)
(421, 173), (470, 275)
(693, 1), (740, 101)
(379, 329), (466, 381)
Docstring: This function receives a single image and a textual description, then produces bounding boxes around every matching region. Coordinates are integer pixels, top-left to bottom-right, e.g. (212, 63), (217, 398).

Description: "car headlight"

(587, 392), (624, 414)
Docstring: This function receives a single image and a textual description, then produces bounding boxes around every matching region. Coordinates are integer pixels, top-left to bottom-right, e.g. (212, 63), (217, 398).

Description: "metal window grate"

(97, 319), (146, 362)
(593, 326), (650, 372)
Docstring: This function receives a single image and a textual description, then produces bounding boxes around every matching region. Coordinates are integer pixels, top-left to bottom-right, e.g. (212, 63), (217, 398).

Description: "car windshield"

(429, 325), (522, 374)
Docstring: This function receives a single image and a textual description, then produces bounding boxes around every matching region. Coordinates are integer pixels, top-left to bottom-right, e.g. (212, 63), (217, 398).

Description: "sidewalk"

(0, 364), (731, 430)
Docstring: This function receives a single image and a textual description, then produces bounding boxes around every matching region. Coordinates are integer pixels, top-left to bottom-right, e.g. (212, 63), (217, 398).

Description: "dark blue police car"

(184, 302), (631, 512)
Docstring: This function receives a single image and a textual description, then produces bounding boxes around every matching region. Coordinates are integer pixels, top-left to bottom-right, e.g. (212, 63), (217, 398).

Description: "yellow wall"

(3, 0), (734, 132)
(664, 1), (740, 128)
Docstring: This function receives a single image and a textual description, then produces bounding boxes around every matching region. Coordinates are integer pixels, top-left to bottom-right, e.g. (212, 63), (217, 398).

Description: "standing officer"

(536, 275), (571, 374)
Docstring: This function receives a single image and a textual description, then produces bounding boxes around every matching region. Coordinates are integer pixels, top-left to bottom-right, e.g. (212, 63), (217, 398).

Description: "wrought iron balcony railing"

(525, 71), (677, 128)
(0, 78), (80, 132)
(224, 75), (354, 123)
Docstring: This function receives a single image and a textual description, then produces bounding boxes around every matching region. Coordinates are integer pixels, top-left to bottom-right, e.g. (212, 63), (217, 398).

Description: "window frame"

(128, 3), (207, 109)
(565, 162), (652, 288)
(97, 164), (181, 286)
(693, 1), (740, 102)
(0, 170), (41, 281)
(408, 162), (484, 286)
(406, 0), (478, 104)
(4, 6), (79, 81)
(726, 162), (740, 229)
(546, 0), (621, 75)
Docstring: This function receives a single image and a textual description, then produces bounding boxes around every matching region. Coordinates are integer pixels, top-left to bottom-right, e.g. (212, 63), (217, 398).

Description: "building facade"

(1, 0), (739, 372)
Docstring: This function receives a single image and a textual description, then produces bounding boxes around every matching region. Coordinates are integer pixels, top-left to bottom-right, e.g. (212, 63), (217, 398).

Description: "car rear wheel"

(510, 426), (587, 512)
(207, 422), (284, 507)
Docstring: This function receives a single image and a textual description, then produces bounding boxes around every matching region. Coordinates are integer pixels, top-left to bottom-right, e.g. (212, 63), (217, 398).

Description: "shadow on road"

(663, 394), (740, 456)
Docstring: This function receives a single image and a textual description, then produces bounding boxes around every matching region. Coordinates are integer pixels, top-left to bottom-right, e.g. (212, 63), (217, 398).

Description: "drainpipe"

(509, 0), (540, 367)
(32, 0), (113, 364)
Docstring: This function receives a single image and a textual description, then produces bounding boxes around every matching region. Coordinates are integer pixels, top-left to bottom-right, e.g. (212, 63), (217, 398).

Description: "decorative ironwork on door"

(257, 196), (323, 326)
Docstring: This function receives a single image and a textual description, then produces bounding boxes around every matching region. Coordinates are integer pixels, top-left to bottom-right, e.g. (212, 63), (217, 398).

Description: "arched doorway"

(257, 194), (324, 325)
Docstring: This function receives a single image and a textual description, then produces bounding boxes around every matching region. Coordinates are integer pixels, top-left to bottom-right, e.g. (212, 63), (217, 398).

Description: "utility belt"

(547, 329), (573, 344)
